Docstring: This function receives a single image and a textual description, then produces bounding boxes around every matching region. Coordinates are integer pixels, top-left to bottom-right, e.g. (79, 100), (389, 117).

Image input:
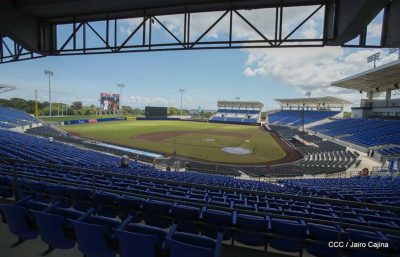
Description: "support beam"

(327, 0), (390, 46)
(0, 3), (54, 54)
(381, 0), (400, 47)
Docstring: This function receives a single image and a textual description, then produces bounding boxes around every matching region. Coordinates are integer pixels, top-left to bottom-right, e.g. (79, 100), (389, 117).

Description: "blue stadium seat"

(0, 204), (39, 246)
(235, 213), (268, 247)
(70, 218), (118, 257)
(269, 218), (306, 255)
(32, 210), (76, 255)
(166, 230), (222, 257)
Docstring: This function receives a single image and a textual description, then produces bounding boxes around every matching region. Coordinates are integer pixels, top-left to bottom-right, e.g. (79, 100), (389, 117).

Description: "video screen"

(100, 93), (120, 111)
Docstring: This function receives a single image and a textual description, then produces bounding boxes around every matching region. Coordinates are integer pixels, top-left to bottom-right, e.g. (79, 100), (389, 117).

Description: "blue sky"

(0, 6), (397, 111)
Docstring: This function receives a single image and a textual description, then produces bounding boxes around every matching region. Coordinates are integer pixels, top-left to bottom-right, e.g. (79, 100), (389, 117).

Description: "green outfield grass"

(60, 120), (286, 164)
(40, 115), (133, 122)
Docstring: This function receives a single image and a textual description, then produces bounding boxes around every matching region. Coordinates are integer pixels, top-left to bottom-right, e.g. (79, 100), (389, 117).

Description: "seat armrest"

(213, 231), (223, 257)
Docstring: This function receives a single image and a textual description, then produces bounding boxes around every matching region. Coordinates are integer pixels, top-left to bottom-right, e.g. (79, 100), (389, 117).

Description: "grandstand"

(1, 1), (400, 256)
(209, 101), (263, 125)
(268, 97), (349, 127)
(0, 126), (399, 257)
(0, 106), (41, 130)
(308, 60), (400, 167)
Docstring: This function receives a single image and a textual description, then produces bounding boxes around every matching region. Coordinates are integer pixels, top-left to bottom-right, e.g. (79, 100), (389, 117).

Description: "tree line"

(0, 97), (213, 118)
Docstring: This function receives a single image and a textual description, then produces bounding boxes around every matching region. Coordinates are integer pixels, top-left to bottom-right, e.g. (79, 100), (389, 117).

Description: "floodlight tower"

(389, 48), (400, 60)
(367, 52), (380, 68)
(179, 89), (185, 116)
(44, 70), (54, 116)
(117, 84), (125, 115)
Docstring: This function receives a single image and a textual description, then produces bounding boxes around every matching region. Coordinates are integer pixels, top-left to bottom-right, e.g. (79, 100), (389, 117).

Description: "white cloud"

(127, 95), (176, 107)
(243, 47), (397, 105)
(116, 7), (392, 109)
(368, 22), (382, 38)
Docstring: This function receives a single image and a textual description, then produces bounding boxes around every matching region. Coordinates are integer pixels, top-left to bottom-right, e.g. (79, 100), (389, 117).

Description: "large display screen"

(145, 106), (168, 117)
(100, 93), (120, 111)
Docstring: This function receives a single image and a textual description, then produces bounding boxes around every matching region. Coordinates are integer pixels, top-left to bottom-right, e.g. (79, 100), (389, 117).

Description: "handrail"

(1, 157), (399, 214)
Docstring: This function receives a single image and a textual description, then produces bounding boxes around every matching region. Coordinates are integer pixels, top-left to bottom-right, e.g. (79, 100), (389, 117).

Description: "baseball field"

(61, 120), (287, 164)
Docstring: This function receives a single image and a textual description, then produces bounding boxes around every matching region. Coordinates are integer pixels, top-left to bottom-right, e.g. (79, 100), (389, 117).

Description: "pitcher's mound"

(222, 147), (252, 155)
(202, 138), (216, 142)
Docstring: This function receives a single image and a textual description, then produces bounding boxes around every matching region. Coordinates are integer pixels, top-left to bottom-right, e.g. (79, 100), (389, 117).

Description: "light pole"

(117, 84), (125, 115)
(44, 70), (54, 116)
(389, 48), (400, 60)
(367, 52), (380, 68)
(179, 89), (185, 116)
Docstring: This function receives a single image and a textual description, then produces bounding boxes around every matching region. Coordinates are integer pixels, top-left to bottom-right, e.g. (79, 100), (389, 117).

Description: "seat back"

(307, 223), (346, 257)
(94, 192), (118, 217)
(270, 219), (306, 253)
(32, 210), (75, 249)
(144, 200), (172, 228)
(166, 237), (214, 257)
(117, 195), (144, 217)
(235, 214), (268, 246)
(114, 229), (159, 257)
(0, 204), (38, 240)
(67, 187), (92, 211)
(70, 219), (115, 257)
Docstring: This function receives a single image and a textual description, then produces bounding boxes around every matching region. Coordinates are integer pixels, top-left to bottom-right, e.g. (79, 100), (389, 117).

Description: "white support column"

(367, 91), (373, 101)
(386, 89), (392, 102)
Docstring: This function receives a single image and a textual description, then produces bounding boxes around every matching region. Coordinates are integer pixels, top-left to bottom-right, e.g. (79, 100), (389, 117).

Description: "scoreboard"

(145, 107), (168, 118)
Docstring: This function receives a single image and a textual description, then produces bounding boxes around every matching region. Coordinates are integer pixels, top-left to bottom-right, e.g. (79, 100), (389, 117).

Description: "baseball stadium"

(0, 1), (400, 257)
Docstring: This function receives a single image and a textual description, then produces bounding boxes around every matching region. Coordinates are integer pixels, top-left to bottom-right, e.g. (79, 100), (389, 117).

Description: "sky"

(0, 5), (398, 111)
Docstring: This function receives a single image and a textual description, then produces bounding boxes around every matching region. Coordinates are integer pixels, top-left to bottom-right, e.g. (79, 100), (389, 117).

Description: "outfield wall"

(63, 117), (127, 125)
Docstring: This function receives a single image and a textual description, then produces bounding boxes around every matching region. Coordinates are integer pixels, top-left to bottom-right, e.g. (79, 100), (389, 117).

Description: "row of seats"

(310, 118), (400, 147)
(267, 125), (358, 175)
(0, 129), (276, 191)
(216, 109), (260, 115)
(268, 110), (340, 127)
(0, 198), (222, 257)
(297, 150), (357, 169)
(209, 109), (260, 125)
(379, 146), (400, 157)
(296, 141), (347, 155)
(1, 176), (399, 257)
(280, 176), (400, 206)
(26, 125), (67, 137)
(0, 106), (39, 128)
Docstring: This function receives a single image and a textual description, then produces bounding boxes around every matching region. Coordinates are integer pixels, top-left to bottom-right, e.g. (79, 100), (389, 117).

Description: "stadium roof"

(275, 96), (350, 106)
(331, 59), (400, 93)
(218, 101), (264, 109)
(0, 84), (16, 94)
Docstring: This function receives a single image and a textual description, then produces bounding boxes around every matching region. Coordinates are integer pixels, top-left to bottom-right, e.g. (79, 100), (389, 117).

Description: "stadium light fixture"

(389, 48), (400, 59)
(367, 52), (380, 68)
(179, 89), (185, 116)
(44, 70), (54, 116)
(117, 84), (125, 115)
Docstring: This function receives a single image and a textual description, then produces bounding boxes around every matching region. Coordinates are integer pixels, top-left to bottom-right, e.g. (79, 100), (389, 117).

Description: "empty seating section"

(311, 118), (400, 147)
(0, 106), (39, 128)
(209, 109), (260, 125)
(379, 146), (400, 157)
(266, 126), (358, 176)
(268, 110), (340, 127)
(26, 125), (67, 137)
(296, 150), (357, 169)
(0, 164), (399, 257)
(280, 176), (400, 206)
(0, 129), (278, 191)
(0, 108), (399, 257)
